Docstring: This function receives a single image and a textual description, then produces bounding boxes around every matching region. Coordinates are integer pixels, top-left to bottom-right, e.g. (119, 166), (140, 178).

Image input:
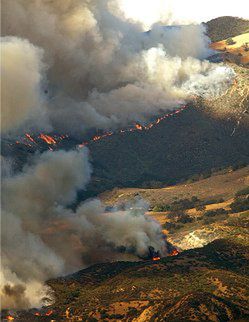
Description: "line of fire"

(8, 104), (188, 152)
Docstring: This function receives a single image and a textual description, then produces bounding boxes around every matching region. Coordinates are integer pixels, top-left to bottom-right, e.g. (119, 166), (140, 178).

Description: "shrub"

(235, 186), (249, 197)
(203, 217), (216, 225)
(152, 204), (170, 212)
(88, 318), (98, 322)
(202, 171), (211, 179)
(202, 198), (224, 205)
(226, 38), (236, 45)
(204, 208), (229, 217)
(164, 222), (176, 230)
(177, 213), (193, 224)
(170, 197), (200, 211)
(243, 42), (249, 51)
(163, 222), (183, 231)
(196, 205), (206, 211)
(230, 196), (249, 213)
(232, 162), (247, 171)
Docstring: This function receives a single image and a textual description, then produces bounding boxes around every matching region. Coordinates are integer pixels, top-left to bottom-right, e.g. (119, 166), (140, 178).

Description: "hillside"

(100, 165), (249, 206)
(12, 237), (248, 321)
(101, 165), (249, 250)
(1, 22), (249, 201)
(47, 238), (249, 321)
(2, 12), (249, 322)
(206, 16), (249, 42)
(5, 168), (249, 321)
(210, 33), (249, 66)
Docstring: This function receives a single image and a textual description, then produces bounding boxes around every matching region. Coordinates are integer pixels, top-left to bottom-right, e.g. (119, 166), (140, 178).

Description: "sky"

(118, 0), (249, 30)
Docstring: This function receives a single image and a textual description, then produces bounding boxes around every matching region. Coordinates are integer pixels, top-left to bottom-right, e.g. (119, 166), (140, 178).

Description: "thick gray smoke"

(0, 0), (236, 310)
(1, 0), (235, 135)
(1, 148), (166, 309)
(1, 37), (50, 134)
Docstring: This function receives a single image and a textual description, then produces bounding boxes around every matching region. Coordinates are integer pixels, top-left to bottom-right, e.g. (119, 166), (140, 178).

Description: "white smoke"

(1, 0), (235, 135)
(1, 37), (50, 134)
(1, 148), (166, 309)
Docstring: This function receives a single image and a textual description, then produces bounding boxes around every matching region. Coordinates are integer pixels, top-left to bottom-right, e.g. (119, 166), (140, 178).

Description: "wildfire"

(45, 310), (53, 316)
(169, 249), (179, 256)
(13, 105), (187, 150)
(79, 104), (188, 147)
(39, 134), (57, 145)
(25, 133), (37, 145)
(152, 256), (161, 261)
(6, 316), (14, 321)
(135, 123), (143, 130)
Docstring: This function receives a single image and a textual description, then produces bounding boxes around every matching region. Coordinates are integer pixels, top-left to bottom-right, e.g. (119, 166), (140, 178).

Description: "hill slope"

(206, 16), (249, 42)
(100, 166), (249, 207)
(46, 238), (249, 321)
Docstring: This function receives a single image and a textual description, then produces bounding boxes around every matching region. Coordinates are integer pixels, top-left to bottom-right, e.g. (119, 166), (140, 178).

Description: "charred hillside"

(85, 104), (249, 198)
(82, 64), (249, 198)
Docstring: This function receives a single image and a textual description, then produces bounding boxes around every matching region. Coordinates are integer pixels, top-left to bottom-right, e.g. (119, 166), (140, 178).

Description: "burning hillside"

(4, 104), (188, 153)
(0, 0), (244, 315)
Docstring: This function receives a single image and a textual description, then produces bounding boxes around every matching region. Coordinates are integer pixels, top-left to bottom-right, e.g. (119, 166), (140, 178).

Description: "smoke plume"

(1, 148), (166, 309)
(0, 0), (236, 310)
(1, 0), (235, 135)
(1, 37), (50, 134)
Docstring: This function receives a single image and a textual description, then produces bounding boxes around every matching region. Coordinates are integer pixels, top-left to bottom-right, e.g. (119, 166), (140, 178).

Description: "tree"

(243, 42), (249, 51)
(226, 38), (236, 45)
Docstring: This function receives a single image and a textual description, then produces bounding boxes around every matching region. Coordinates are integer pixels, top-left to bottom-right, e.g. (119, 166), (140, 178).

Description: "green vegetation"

(235, 186), (249, 197)
(243, 42), (249, 51)
(230, 196), (249, 213)
(226, 37), (236, 45)
(204, 208), (229, 217)
(206, 16), (249, 42)
(152, 196), (225, 212)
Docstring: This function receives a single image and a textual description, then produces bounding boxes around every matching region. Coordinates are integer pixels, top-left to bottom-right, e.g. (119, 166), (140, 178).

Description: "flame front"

(39, 134), (57, 145)
(45, 310), (53, 316)
(6, 316), (14, 321)
(25, 133), (37, 145)
(152, 256), (161, 261)
(79, 105), (188, 147)
(169, 249), (179, 256)
(13, 105), (187, 150)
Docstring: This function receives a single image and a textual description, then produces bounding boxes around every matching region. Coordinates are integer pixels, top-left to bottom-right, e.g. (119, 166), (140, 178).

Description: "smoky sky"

(1, 0), (235, 136)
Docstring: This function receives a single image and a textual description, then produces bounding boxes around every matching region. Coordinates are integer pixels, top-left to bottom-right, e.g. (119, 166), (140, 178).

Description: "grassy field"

(100, 166), (249, 207)
(211, 33), (249, 65)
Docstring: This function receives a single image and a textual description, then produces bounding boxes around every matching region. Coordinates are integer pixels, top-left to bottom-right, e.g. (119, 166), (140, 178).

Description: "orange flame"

(152, 256), (161, 261)
(35, 312), (41, 316)
(78, 105), (188, 148)
(169, 249), (179, 256)
(135, 123), (143, 130)
(6, 316), (14, 321)
(17, 105), (187, 150)
(25, 133), (37, 145)
(45, 310), (53, 316)
(39, 134), (57, 145)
